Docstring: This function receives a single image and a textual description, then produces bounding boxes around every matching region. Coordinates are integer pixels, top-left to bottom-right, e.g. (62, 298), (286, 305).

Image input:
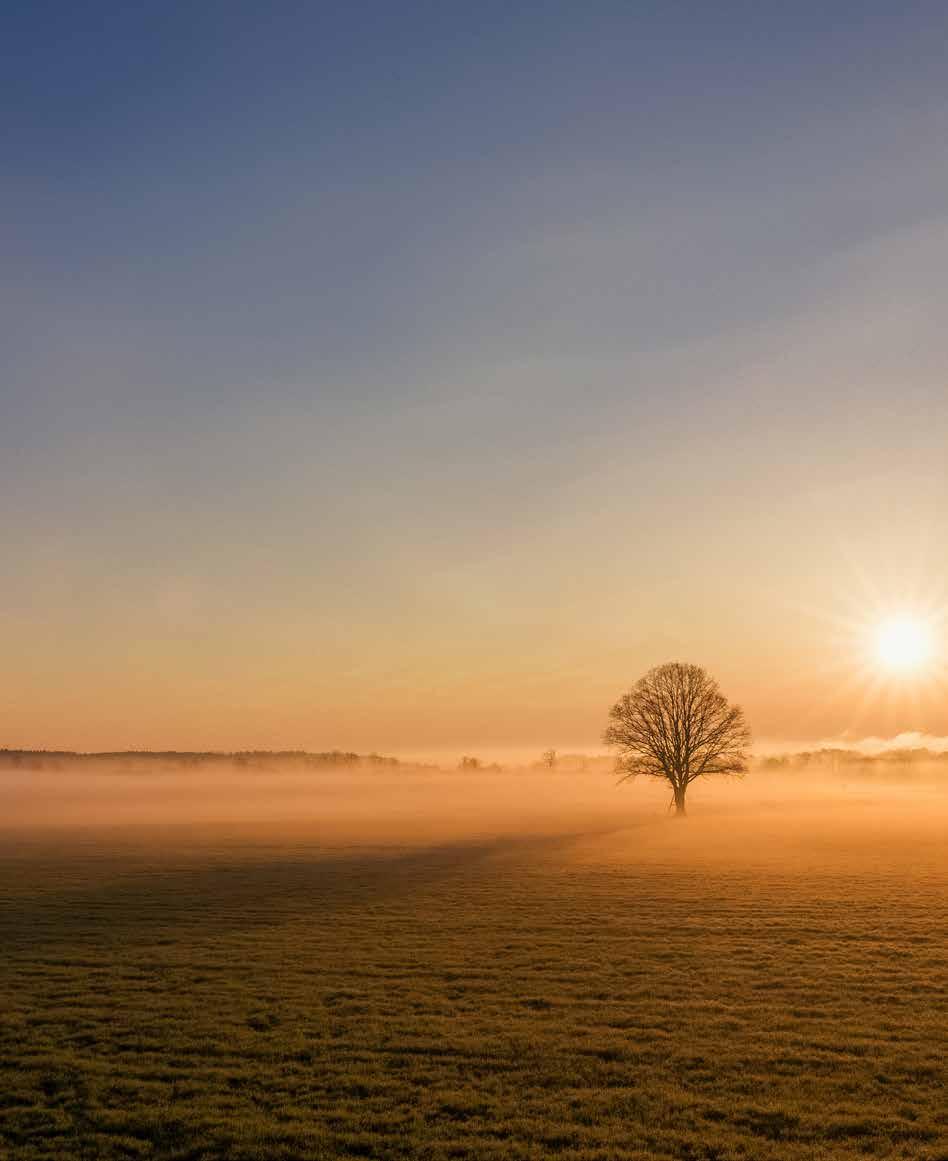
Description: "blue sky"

(4, 3), (948, 752)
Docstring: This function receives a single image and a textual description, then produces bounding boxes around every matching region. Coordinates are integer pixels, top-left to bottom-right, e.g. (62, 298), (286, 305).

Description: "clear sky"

(5, 2), (948, 755)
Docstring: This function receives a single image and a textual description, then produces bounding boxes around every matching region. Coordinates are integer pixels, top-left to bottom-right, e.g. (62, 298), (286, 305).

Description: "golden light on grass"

(874, 614), (934, 674)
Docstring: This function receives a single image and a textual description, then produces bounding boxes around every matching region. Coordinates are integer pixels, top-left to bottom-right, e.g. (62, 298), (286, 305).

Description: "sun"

(874, 615), (933, 673)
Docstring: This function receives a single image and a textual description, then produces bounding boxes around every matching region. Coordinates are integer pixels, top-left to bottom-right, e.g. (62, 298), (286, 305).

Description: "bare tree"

(603, 662), (750, 816)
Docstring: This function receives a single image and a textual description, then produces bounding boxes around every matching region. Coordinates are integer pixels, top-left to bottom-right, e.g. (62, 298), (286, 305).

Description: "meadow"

(0, 767), (945, 1160)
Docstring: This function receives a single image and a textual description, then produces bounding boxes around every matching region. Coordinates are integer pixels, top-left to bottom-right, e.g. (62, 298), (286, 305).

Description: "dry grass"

(0, 774), (945, 1159)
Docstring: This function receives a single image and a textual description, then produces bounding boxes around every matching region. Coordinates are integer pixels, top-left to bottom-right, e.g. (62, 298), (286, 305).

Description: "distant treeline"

(0, 750), (404, 772)
(4, 746), (946, 776)
(757, 747), (948, 772)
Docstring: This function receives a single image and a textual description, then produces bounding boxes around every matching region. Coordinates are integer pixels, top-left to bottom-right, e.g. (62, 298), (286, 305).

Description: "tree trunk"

(673, 783), (687, 816)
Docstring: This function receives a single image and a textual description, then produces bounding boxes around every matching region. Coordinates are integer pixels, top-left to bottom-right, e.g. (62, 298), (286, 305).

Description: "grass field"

(0, 770), (946, 1159)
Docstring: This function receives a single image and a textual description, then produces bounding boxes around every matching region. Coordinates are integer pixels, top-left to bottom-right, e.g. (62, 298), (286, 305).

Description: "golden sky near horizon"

(6, 458), (947, 756)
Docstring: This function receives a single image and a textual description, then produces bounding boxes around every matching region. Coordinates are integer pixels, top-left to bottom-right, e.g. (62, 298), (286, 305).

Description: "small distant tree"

(541, 749), (557, 769)
(603, 662), (750, 816)
(458, 756), (481, 770)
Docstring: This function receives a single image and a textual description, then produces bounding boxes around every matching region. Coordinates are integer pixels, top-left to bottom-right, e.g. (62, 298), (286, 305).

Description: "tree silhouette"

(603, 662), (750, 816)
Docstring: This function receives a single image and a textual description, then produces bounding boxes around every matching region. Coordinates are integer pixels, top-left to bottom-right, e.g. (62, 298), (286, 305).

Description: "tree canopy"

(603, 662), (750, 815)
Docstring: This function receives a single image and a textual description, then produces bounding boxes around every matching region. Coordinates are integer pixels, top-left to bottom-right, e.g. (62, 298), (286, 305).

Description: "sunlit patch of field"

(0, 772), (946, 1159)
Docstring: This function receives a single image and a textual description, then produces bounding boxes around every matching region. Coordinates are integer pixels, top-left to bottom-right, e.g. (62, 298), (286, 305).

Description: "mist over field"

(3, 750), (948, 839)
(2, 754), (946, 1159)
(3, 750), (947, 903)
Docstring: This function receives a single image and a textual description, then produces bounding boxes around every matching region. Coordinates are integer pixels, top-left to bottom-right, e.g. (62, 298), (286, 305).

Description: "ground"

(0, 775), (945, 1159)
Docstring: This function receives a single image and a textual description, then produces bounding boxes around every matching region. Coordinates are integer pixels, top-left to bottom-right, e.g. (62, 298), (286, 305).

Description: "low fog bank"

(0, 760), (630, 838)
(1, 750), (946, 846)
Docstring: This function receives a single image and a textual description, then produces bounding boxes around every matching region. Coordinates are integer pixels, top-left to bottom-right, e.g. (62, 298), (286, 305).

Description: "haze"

(2, 752), (945, 839)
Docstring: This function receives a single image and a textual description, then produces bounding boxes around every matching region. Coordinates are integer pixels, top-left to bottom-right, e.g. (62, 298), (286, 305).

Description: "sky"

(4, 2), (948, 757)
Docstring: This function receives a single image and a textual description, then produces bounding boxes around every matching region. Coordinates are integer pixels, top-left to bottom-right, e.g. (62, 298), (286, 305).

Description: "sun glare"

(874, 615), (933, 673)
